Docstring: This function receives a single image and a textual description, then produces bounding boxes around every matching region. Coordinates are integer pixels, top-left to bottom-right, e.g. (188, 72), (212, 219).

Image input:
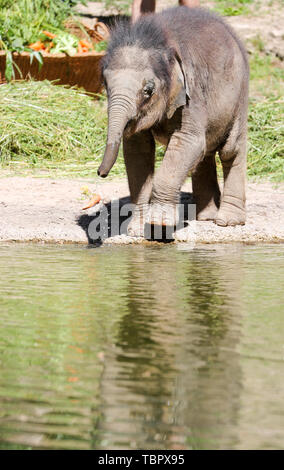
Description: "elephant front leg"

(123, 131), (155, 237)
(148, 132), (205, 229)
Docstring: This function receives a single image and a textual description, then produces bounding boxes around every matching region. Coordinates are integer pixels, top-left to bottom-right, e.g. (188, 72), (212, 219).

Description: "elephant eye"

(142, 80), (155, 98)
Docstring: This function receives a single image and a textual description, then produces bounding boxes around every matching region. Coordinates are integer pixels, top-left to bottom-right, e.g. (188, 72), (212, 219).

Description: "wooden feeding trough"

(0, 22), (109, 95)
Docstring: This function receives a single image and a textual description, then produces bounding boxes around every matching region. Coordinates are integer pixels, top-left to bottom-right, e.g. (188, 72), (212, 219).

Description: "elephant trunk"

(98, 96), (135, 178)
(97, 141), (121, 178)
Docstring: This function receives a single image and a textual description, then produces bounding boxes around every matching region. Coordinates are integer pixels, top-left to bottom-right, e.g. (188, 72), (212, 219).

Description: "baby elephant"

(98, 7), (249, 236)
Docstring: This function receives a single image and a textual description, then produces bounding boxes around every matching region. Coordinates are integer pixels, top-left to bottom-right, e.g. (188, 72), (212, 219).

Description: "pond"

(0, 243), (283, 450)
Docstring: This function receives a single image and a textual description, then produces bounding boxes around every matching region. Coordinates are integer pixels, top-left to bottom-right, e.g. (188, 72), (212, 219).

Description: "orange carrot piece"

(28, 41), (45, 51)
(82, 194), (101, 210)
(79, 39), (93, 50)
(42, 30), (56, 39)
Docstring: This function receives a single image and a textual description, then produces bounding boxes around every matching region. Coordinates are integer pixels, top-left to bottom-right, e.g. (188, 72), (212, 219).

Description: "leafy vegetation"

(0, 0), (81, 50)
(0, 0), (92, 79)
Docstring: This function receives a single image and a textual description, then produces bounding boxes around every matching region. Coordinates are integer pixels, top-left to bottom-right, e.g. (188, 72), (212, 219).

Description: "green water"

(0, 243), (283, 450)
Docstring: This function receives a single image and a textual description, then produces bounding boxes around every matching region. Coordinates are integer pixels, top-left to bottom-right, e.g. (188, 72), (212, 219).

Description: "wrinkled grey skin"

(98, 7), (249, 236)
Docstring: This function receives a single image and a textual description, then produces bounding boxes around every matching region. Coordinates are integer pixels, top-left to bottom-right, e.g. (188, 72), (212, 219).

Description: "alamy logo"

(87, 202), (196, 242)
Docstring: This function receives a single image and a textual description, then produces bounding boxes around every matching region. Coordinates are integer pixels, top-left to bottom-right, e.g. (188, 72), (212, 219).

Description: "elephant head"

(97, 17), (190, 178)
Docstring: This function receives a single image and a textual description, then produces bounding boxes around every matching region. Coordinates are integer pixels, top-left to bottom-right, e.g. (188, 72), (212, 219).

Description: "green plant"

(0, 0), (87, 79)
(48, 31), (79, 55)
(94, 40), (108, 53)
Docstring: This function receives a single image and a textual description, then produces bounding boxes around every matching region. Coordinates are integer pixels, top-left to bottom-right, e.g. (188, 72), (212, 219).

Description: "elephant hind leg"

(192, 152), (221, 221)
(216, 123), (247, 227)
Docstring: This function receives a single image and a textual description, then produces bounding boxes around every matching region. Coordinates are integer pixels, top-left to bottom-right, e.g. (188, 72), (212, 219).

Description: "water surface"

(0, 243), (283, 449)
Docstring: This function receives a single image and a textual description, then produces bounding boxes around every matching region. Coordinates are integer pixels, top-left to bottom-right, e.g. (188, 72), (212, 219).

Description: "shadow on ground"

(77, 191), (195, 245)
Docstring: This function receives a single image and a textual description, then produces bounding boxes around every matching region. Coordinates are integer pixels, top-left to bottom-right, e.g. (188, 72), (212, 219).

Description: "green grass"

(212, 0), (253, 16)
(0, 81), (119, 178)
(247, 96), (283, 180)
(0, 51), (283, 181)
(246, 53), (284, 180)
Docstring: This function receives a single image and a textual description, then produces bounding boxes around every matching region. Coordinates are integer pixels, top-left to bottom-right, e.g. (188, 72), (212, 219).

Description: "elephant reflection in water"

(96, 246), (244, 450)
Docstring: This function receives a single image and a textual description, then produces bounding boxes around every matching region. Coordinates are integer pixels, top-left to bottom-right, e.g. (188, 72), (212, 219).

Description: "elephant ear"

(167, 53), (190, 120)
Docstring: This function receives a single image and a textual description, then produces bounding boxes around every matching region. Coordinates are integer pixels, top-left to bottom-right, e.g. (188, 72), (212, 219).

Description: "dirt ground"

(0, 177), (283, 244)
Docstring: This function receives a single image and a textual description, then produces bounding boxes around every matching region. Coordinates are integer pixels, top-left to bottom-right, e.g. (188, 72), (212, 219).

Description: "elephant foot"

(146, 202), (179, 227)
(215, 203), (246, 226)
(196, 203), (219, 221)
(127, 218), (145, 237)
(127, 208), (148, 237)
(144, 203), (178, 240)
